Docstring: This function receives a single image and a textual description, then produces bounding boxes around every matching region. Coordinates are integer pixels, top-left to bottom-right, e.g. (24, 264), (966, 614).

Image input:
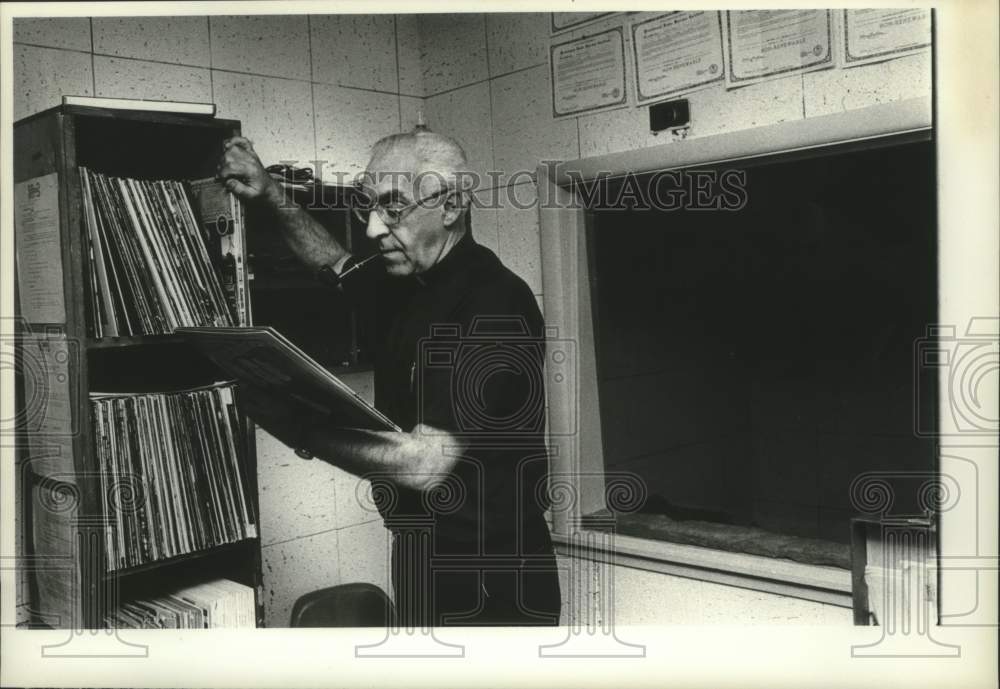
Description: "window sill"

(552, 529), (853, 608)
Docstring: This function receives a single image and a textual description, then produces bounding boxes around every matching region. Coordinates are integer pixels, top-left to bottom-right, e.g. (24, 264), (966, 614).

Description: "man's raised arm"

(217, 136), (350, 273)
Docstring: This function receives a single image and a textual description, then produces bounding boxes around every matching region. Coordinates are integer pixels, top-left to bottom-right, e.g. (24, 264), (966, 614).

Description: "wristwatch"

(316, 256), (360, 288)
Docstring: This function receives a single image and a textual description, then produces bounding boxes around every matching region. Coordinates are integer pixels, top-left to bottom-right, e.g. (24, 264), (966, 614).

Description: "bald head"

(366, 130), (471, 195)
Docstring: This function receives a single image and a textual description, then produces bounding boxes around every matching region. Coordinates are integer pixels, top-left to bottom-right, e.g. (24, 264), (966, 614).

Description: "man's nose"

(366, 210), (390, 242)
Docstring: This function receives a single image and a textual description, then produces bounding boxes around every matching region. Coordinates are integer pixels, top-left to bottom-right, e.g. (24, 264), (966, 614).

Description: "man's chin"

(382, 260), (413, 278)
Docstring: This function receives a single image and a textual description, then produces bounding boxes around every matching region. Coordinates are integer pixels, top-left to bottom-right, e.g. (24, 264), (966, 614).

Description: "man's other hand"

(217, 136), (283, 207)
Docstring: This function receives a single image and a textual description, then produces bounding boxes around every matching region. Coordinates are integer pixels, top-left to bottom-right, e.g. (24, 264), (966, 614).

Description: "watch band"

(316, 253), (378, 287)
(315, 263), (339, 288)
(316, 256), (360, 288)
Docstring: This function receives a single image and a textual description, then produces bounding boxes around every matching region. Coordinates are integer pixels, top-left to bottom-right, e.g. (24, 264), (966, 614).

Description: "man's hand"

(216, 136), (283, 207)
(216, 136), (346, 269)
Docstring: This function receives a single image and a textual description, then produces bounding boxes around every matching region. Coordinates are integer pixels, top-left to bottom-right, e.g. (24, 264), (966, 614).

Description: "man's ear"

(442, 190), (468, 229)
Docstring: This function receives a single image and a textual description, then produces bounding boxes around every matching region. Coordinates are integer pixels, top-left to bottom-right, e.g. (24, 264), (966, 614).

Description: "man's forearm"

(257, 185), (349, 271)
(301, 424), (460, 493)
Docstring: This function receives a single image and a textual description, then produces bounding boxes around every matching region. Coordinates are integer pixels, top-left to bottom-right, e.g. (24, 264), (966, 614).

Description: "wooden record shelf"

(15, 104), (264, 628)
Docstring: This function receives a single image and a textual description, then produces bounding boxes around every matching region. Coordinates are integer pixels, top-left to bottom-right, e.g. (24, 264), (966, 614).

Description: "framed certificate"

(551, 12), (614, 34)
(723, 10), (834, 87)
(843, 9), (931, 67)
(632, 12), (725, 104)
(550, 27), (628, 118)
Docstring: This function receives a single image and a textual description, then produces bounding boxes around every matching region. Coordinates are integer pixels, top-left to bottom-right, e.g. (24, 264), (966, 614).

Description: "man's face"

(361, 147), (452, 278)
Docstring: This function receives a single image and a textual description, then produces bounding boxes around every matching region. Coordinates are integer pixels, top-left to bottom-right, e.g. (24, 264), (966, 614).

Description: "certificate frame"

(549, 26), (629, 119)
(842, 9), (933, 67)
(551, 12), (614, 34)
(723, 9), (834, 87)
(631, 11), (726, 104)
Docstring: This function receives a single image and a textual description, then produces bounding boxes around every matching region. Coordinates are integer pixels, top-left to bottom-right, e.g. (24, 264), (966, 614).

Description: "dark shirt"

(343, 231), (552, 556)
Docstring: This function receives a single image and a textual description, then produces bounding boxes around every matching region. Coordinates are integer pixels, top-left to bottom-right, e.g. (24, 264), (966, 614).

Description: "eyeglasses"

(350, 187), (452, 227)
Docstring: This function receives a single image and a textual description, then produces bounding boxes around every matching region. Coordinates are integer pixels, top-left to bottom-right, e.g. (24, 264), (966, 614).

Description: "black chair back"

(289, 583), (394, 627)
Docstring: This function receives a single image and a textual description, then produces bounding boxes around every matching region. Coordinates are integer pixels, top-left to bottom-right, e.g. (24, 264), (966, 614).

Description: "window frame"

(537, 96), (934, 607)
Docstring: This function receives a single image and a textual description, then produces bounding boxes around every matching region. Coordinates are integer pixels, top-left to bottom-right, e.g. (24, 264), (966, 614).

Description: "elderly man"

(219, 129), (560, 627)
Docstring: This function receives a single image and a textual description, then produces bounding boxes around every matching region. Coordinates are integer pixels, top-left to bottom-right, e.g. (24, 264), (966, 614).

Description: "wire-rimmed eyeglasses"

(350, 187), (453, 227)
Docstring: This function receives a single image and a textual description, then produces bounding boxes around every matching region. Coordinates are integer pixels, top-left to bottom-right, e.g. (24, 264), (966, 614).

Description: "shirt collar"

(412, 230), (476, 287)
